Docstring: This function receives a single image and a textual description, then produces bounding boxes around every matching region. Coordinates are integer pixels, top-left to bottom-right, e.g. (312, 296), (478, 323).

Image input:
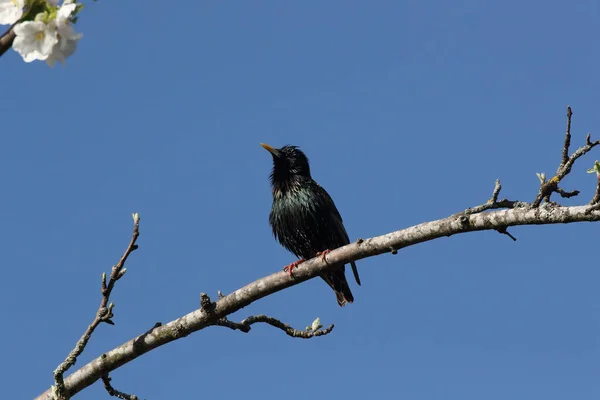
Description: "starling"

(261, 143), (361, 307)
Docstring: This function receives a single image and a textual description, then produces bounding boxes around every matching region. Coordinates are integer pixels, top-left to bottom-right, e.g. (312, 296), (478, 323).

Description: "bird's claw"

(317, 249), (331, 262)
(283, 259), (305, 277)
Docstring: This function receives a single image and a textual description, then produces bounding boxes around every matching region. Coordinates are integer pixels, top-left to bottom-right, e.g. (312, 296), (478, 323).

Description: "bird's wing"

(316, 184), (361, 286)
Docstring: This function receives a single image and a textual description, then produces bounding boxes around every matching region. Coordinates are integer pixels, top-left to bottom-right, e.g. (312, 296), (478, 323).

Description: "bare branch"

(35, 202), (600, 400)
(51, 214), (140, 400)
(458, 199), (520, 217)
(591, 179), (600, 205)
(454, 179), (520, 217)
(533, 107), (600, 207)
(0, 23), (16, 57)
(34, 109), (600, 399)
(561, 106), (573, 166)
(102, 375), (139, 400)
(556, 187), (580, 199)
(215, 315), (335, 339)
(489, 179), (502, 203)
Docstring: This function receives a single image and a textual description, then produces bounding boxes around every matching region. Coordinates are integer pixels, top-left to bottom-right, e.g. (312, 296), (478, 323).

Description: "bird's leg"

(283, 259), (305, 277)
(316, 249), (331, 262)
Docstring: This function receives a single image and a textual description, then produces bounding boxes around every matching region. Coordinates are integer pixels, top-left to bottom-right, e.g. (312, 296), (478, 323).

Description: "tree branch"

(533, 107), (600, 206)
(591, 176), (600, 205)
(101, 375), (139, 400)
(35, 108), (600, 399)
(51, 213), (140, 400)
(215, 314), (335, 338)
(0, 23), (16, 57)
(35, 202), (600, 400)
(562, 106), (573, 166)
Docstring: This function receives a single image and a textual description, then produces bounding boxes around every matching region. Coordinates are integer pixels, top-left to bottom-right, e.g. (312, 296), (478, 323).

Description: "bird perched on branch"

(261, 143), (361, 306)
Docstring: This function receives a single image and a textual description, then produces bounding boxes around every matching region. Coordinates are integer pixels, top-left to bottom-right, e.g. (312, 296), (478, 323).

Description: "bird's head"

(261, 143), (312, 191)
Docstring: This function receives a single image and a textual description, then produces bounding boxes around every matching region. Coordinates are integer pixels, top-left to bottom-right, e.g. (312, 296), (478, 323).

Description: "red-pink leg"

(316, 249), (331, 262)
(283, 259), (305, 277)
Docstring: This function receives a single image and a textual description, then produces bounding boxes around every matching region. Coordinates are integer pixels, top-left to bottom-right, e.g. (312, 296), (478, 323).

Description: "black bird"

(261, 143), (361, 306)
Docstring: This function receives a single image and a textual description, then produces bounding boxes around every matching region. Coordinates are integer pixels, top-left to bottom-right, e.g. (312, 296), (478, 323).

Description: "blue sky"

(3, 1), (599, 399)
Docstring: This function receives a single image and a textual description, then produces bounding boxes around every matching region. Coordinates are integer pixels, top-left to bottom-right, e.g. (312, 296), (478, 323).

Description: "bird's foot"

(316, 249), (331, 262)
(283, 259), (305, 277)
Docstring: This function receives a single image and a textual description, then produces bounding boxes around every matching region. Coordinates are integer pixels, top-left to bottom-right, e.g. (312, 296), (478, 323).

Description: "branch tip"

(488, 179), (502, 203)
(562, 105), (573, 166)
(51, 216), (141, 399)
(533, 107), (597, 207)
(102, 374), (139, 400)
(216, 314), (335, 339)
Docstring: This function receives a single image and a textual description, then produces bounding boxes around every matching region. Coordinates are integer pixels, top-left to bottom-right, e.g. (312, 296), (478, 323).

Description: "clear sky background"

(2, 1), (599, 399)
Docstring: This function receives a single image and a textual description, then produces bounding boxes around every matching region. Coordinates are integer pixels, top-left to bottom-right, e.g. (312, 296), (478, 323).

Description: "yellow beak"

(260, 143), (280, 157)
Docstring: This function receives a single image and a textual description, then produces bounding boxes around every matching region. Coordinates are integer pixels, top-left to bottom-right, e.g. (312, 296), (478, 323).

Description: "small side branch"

(215, 315), (335, 339)
(102, 375), (139, 400)
(591, 180), (600, 205)
(533, 107), (600, 207)
(555, 187), (580, 199)
(489, 179), (502, 203)
(458, 199), (520, 216)
(454, 179), (520, 217)
(562, 106), (573, 166)
(453, 179), (520, 241)
(52, 214), (141, 400)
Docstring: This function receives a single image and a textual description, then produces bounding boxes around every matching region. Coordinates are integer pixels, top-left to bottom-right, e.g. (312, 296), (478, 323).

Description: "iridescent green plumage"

(262, 143), (360, 306)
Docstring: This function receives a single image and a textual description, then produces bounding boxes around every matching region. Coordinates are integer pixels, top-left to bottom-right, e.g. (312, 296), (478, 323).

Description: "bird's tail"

(350, 261), (361, 286)
(322, 267), (354, 307)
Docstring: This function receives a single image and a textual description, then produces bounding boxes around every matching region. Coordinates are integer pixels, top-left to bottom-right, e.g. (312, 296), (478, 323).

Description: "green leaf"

(586, 160), (600, 176)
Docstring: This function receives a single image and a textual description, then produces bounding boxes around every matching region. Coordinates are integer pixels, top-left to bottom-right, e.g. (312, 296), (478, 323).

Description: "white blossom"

(13, 21), (58, 62)
(0, 0), (25, 25)
(58, 1), (78, 22)
(46, 1), (82, 67)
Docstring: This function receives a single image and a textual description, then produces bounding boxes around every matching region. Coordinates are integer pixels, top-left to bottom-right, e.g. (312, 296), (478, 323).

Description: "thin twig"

(591, 177), (600, 205)
(51, 214), (141, 400)
(556, 187), (580, 199)
(102, 375), (139, 400)
(496, 227), (517, 241)
(453, 177), (520, 217)
(489, 179), (502, 203)
(455, 199), (520, 218)
(561, 106), (573, 166)
(533, 107), (600, 207)
(215, 314), (335, 339)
